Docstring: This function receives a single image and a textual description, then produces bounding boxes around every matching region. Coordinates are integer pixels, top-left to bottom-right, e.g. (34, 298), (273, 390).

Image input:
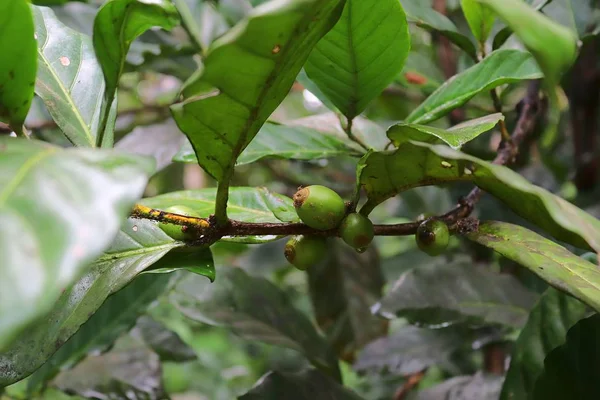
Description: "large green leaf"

(532, 314), (600, 400)
(172, 268), (341, 380)
(240, 369), (364, 400)
(0, 0), (37, 135)
(26, 274), (172, 392)
(401, 0), (477, 60)
(173, 121), (361, 165)
(359, 141), (600, 253)
(0, 219), (178, 386)
(0, 138), (153, 352)
(388, 113), (503, 150)
(500, 288), (589, 400)
(307, 244), (386, 359)
(478, 0), (577, 87)
(461, 0), (495, 43)
(141, 187), (299, 243)
(466, 221), (600, 313)
(374, 261), (537, 327)
(171, 0), (345, 180)
(405, 49), (542, 124)
(33, 6), (116, 148)
(93, 0), (179, 147)
(304, 0), (410, 119)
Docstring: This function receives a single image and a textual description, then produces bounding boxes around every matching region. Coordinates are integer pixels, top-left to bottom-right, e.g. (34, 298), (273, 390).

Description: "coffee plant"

(1, 0), (600, 399)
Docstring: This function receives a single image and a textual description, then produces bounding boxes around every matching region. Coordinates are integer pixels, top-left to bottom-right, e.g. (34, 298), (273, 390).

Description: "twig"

(343, 118), (369, 151)
(393, 370), (426, 400)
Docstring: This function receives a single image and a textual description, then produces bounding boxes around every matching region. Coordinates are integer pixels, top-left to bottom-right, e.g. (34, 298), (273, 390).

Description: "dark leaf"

(134, 316), (196, 363)
(142, 246), (215, 282)
(416, 372), (503, 400)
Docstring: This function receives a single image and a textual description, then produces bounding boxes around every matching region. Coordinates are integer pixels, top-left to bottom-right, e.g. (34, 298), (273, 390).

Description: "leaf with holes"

(0, 0), (37, 135)
(93, 0), (179, 146)
(388, 113), (504, 150)
(374, 261), (537, 327)
(26, 274), (172, 393)
(172, 268), (341, 380)
(500, 288), (589, 400)
(0, 219), (177, 386)
(33, 6), (116, 147)
(141, 187), (299, 243)
(359, 142), (600, 253)
(406, 49), (542, 124)
(171, 0), (345, 180)
(466, 221), (600, 313)
(0, 138), (153, 355)
(304, 0), (410, 120)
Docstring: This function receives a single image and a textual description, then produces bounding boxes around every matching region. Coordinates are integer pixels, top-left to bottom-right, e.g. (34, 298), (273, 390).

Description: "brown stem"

(393, 370), (427, 400)
(483, 342), (506, 375)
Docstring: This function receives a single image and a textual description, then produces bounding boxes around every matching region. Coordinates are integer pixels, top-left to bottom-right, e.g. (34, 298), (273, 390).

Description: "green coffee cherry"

(340, 213), (374, 251)
(284, 235), (327, 270)
(158, 205), (200, 241)
(293, 185), (346, 230)
(416, 218), (449, 257)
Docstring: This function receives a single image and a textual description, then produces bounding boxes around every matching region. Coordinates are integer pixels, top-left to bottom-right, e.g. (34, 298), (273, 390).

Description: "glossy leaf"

(532, 314), (600, 399)
(27, 274), (172, 392)
(359, 142), (600, 253)
(0, 219), (178, 386)
(405, 49), (542, 124)
(142, 247), (215, 281)
(172, 268), (341, 380)
(0, 0), (37, 134)
(0, 138), (153, 353)
(174, 121), (360, 166)
(500, 288), (589, 400)
(33, 6), (116, 148)
(307, 244), (386, 359)
(240, 369), (364, 400)
(478, 0), (577, 87)
(374, 261), (537, 327)
(466, 221), (600, 313)
(416, 373), (503, 400)
(172, 0), (229, 53)
(93, 0), (179, 146)
(141, 187), (299, 243)
(171, 0), (345, 180)
(461, 0), (495, 43)
(388, 113), (503, 150)
(401, 0), (477, 60)
(304, 0), (410, 119)
(355, 325), (468, 375)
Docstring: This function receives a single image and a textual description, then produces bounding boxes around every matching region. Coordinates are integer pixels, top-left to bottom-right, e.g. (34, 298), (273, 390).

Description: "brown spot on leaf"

(272, 44), (281, 54)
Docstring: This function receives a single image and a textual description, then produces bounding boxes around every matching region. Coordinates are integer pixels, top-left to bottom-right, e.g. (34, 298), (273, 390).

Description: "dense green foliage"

(1, 0), (600, 399)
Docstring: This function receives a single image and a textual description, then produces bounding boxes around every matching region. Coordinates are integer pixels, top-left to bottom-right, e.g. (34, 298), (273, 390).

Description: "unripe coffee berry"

(293, 185), (346, 230)
(340, 213), (374, 251)
(158, 205), (200, 241)
(284, 235), (327, 270)
(416, 218), (449, 256)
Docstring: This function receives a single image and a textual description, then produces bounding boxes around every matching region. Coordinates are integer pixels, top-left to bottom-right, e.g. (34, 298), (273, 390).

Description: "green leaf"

(307, 244), (386, 359)
(478, 0), (577, 87)
(406, 49), (542, 124)
(304, 0), (410, 120)
(171, 0), (345, 180)
(416, 373), (503, 400)
(142, 247), (215, 281)
(141, 187), (299, 243)
(466, 221), (600, 313)
(26, 274), (172, 392)
(0, 219), (178, 386)
(355, 325), (469, 375)
(33, 6), (116, 148)
(93, 0), (179, 147)
(388, 113), (504, 150)
(0, 0), (37, 134)
(0, 138), (153, 353)
(172, 0), (229, 53)
(532, 314), (600, 400)
(173, 268), (341, 380)
(461, 0), (495, 43)
(374, 261), (537, 327)
(173, 121), (360, 165)
(135, 316), (197, 362)
(401, 0), (477, 60)
(359, 141), (600, 253)
(500, 288), (589, 400)
(240, 369), (364, 400)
